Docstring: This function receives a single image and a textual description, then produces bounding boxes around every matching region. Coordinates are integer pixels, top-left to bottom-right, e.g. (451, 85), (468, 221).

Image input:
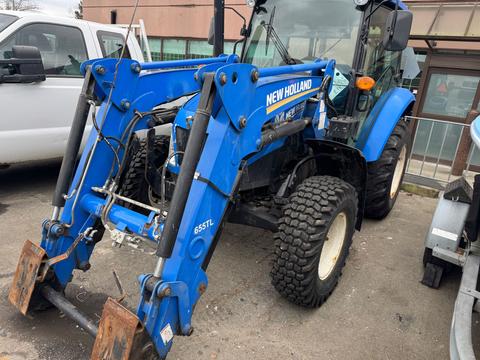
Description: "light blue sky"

(40, 0), (79, 16)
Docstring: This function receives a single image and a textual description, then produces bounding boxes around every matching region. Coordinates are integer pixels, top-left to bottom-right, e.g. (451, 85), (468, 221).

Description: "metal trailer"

(422, 115), (480, 360)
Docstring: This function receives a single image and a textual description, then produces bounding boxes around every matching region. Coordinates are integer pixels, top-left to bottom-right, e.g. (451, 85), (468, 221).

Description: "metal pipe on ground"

(40, 286), (98, 338)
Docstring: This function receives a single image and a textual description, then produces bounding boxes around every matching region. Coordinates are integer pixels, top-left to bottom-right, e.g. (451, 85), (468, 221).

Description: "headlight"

(246, 0), (256, 7)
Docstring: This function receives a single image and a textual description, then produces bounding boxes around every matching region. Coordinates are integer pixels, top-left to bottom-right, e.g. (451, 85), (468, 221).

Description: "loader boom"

(10, 54), (334, 358)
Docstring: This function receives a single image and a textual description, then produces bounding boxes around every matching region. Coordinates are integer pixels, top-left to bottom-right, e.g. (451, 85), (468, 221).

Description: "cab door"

(0, 20), (93, 164)
(356, 6), (403, 122)
(350, 5), (406, 149)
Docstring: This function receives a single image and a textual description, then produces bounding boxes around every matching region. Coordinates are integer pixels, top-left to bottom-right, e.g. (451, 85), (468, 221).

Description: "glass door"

(414, 68), (480, 175)
(419, 69), (480, 122)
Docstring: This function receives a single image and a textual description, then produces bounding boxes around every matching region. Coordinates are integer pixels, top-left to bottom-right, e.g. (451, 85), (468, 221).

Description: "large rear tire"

(365, 119), (410, 219)
(271, 176), (357, 308)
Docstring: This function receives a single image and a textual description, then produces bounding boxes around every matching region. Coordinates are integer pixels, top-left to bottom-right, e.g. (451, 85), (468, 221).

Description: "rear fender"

(356, 87), (415, 162)
(307, 139), (367, 230)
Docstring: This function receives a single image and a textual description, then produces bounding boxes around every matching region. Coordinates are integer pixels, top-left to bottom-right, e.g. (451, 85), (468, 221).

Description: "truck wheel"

(365, 119), (410, 219)
(271, 176), (357, 308)
(119, 135), (169, 213)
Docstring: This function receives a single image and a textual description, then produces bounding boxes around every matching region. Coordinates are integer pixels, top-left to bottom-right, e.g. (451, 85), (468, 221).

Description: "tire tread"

(271, 176), (357, 308)
(365, 120), (410, 219)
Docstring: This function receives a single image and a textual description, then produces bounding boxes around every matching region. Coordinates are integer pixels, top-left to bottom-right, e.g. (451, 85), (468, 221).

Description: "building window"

(224, 41), (238, 56)
(421, 72), (480, 119)
(146, 38), (240, 61)
(188, 40), (213, 59)
(148, 37), (162, 61)
(163, 39), (187, 61)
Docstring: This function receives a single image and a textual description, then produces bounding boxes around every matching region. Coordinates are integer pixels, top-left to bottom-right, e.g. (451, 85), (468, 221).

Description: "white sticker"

(160, 323), (174, 345)
(329, 70), (349, 100)
(318, 100), (326, 130)
(432, 228), (458, 241)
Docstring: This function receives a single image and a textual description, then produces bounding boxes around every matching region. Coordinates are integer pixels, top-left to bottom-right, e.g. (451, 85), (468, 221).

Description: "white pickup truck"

(0, 10), (144, 166)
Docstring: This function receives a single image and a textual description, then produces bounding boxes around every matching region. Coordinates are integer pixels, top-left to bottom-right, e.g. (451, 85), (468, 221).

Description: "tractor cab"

(240, 0), (413, 127)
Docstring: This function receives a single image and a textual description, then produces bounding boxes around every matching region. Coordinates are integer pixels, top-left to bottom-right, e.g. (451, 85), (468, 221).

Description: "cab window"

(244, 0), (362, 69)
(0, 23), (88, 76)
(97, 31), (130, 59)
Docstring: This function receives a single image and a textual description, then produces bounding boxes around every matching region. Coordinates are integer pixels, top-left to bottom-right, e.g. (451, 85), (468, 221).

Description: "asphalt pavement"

(0, 161), (472, 359)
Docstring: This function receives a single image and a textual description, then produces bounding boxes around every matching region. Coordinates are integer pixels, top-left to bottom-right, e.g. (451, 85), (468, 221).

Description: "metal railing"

(405, 115), (480, 187)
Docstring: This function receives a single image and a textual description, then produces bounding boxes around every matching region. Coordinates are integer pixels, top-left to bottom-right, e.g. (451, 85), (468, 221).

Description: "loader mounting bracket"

(92, 297), (158, 360)
(8, 240), (47, 315)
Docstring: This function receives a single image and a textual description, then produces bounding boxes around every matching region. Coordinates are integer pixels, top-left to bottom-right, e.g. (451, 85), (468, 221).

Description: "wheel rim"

(390, 145), (407, 199)
(318, 212), (347, 280)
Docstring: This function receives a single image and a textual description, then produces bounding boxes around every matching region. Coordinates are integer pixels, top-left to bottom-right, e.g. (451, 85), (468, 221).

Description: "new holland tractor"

(9, 0), (414, 358)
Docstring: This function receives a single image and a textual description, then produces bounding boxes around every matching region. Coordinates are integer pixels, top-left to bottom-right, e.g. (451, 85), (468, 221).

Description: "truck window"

(97, 31), (131, 59)
(0, 14), (18, 32)
(0, 23), (88, 76)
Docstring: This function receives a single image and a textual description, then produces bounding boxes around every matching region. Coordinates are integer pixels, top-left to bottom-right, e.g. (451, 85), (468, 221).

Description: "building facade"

(404, 0), (480, 178)
(83, 0), (250, 60)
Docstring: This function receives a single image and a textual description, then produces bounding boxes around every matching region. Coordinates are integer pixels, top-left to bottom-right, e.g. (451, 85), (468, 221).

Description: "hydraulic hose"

(260, 118), (312, 148)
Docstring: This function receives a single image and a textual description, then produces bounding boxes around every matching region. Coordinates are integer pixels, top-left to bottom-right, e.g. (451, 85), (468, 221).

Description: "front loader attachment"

(9, 239), (158, 359)
(8, 52), (332, 360)
(92, 298), (157, 360)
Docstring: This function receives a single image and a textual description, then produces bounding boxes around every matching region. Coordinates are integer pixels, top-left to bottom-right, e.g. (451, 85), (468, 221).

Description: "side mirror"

(0, 45), (46, 83)
(383, 10), (413, 52)
(207, 16), (215, 46)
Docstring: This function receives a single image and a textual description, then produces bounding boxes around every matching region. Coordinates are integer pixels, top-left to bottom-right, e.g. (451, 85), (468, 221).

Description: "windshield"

(243, 0), (362, 69)
(0, 14), (18, 33)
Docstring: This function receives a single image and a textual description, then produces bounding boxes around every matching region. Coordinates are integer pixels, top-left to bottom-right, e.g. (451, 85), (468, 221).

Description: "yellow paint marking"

(266, 87), (320, 114)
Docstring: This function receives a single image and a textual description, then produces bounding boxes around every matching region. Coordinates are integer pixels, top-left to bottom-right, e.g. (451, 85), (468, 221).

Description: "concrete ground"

(0, 161), (474, 360)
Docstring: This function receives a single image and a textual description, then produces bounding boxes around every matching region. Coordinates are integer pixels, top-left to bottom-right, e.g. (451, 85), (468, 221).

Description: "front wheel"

(365, 119), (410, 219)
(271, 176), (358, 308)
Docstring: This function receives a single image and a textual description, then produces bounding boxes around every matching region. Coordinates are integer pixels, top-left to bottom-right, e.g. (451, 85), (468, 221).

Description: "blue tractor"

(9, 0), (415, 358)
